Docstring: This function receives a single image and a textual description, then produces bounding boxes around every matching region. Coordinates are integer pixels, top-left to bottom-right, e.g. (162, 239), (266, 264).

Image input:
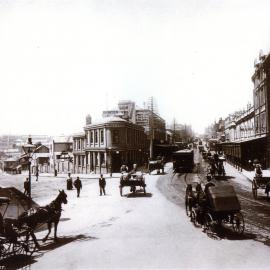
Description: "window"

(112, 130), (120, 144)
(95, 130), (98, 143)
(260, 88), (265, 106)
(254, 91), (259, 109)
(100, 129), (104, 144)
(255, 115), (260, 134)
(260, 112), (267, 133)
(90, 131), (93, 143)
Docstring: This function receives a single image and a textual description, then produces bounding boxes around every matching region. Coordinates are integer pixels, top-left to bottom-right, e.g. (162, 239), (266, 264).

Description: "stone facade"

(73, 117), (148, 174)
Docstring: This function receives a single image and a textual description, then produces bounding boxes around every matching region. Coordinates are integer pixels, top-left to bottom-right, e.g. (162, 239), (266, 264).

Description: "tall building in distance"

(102, 98), (166, 143)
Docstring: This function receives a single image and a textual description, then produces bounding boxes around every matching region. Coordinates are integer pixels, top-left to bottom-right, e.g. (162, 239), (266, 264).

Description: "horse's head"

(58, 189), (68, 204)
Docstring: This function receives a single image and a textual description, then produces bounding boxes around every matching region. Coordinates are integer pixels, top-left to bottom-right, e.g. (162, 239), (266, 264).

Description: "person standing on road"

(99, 174), (106, 196)
(35, 169), (39, 181)
(24, 178), (30, 196)
(66, 173), (73, 190)
(74, 177), (82, 197)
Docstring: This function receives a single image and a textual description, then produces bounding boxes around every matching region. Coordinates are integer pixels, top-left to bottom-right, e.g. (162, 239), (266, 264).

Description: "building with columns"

(73, 116), (148, 174)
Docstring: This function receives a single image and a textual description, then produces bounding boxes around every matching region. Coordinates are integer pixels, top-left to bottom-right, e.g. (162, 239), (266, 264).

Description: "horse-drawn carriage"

(0, 190), (67, 260)
(252, 176), (270, 199)
(172, 149), (194, 173)
(207, 155), (226, 179)
(119, 172), (146, 196)
(185, 184), (245, 234)
(148, 157), (164, 175)
(0, 197), (37, 260)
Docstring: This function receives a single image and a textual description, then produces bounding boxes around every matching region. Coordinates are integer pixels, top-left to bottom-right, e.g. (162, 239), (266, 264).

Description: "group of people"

(66, 173), (83, 197)
(66, 173), (107, 197)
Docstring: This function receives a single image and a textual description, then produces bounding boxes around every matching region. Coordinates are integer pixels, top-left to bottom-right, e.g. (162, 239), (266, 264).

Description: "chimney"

(86, 114), (92, 125)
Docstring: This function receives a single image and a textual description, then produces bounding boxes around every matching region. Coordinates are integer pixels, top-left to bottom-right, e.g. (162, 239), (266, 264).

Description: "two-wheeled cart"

(119, 172), (146, 196)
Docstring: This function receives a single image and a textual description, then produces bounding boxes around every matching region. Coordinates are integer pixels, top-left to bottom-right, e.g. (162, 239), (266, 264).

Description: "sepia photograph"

(0, 0), (270, 269)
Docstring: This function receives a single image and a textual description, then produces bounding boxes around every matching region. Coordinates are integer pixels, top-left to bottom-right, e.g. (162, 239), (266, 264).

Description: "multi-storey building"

(220, 51), (270, 169)
(103, 99), (166, 143)
(73, 116), (148, 174)
(135, 108), (166, 142)
(52, 136), (73, 174)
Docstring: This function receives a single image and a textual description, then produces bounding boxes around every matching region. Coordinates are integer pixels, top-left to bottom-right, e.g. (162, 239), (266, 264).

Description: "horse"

(16, 190), (68, 247)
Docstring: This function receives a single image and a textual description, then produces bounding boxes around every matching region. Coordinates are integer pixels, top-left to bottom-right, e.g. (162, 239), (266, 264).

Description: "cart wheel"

(185, 196), (192, 217)
(16, 233), (37, 256)
(232, 212), (245, 234)
(204, 213), (214, 232)
(190, 210), (200, 227)
(252, 181), (257, 199)
(12, 241), (26, 256)
(0, 239), (13, 259)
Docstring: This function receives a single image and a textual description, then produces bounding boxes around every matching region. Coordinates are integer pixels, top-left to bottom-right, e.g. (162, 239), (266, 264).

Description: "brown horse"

(17, 190), (68, 247)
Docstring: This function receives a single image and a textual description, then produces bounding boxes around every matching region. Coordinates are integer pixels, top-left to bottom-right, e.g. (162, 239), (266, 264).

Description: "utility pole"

(149, 97), (154, 159)
(173, 118), (176, 144)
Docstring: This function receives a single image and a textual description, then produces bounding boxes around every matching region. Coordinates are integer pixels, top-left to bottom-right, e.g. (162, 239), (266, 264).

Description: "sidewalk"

(20, 171), (123, 180)
(230, 165), (270, 182)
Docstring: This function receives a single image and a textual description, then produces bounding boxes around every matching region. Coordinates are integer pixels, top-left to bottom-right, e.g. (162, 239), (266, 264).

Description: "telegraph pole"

(149, 97), (154, 159)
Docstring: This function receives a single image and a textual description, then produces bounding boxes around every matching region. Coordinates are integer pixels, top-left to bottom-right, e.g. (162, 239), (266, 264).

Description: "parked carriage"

(119, 172), (146, 196)
(0, 197), (37, 260)
(252, 176), (270, 199)
(185, 184), (245, 234)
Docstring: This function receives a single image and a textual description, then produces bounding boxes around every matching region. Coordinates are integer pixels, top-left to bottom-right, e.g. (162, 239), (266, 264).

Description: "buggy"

(252, 176), (270, 199)
(0, 197), (37, 260)
(172, 149), (194, 173)
(185, 184), (245, 234)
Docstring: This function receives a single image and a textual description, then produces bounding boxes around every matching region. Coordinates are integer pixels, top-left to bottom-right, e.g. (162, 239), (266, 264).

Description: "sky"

(1, 0), (270, 136)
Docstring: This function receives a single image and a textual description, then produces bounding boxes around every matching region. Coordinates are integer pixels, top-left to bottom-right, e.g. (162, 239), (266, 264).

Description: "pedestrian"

(66, 173), (73, 190)
(24, 178), (30, 196)
(74, 177), (82, 197)
(36, 169), (39, 181)
(99, 174), (106, 196)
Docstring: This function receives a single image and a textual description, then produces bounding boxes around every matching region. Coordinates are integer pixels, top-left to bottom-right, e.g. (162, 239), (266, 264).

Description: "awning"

(221, 135), (267, 145)
(238, 135), (267, 144)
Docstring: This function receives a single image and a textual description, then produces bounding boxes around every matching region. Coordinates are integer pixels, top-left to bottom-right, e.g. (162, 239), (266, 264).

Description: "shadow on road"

(0, 234), (97, 270)
(38, 234), (98, 251)
(125, 192), (153, 198)
(214, 175), (235, 181)
(208, 226), (256, 241)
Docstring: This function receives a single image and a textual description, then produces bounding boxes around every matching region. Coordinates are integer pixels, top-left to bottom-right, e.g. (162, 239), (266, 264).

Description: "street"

(1, 158), (270, 270)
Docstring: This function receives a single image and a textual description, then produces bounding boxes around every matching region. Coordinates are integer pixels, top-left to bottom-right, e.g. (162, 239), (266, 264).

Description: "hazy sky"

(1, 0), (270, 135)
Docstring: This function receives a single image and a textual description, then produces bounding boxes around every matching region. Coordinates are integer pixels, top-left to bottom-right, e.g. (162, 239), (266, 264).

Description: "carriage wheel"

(191, 210), (200, 227)
(204, 213), (214, 232)
(185, 197), (192, 217)
(12, 241), (26, 256)
(252, 181), (258, 199)
(22, 232), (37, 255)
(232, 212), (245, 234)
(0, 239), (13, 259)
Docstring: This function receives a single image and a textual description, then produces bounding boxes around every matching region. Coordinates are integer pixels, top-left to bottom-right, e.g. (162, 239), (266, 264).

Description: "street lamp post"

(22, 137), (36, 205)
